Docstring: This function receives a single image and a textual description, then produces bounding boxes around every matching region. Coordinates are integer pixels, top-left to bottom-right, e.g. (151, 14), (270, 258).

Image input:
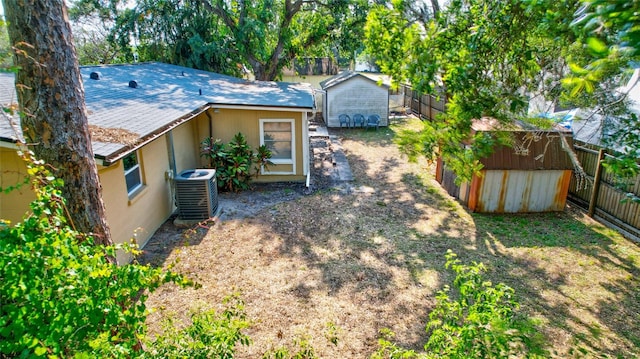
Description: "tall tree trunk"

(3, 0), (113, 248)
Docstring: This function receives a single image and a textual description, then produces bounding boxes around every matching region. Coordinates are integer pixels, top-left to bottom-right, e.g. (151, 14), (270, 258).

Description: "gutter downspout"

(167, 131), (177, 177)
(166, 131), (178, 211)
(206, 108), (214, 140)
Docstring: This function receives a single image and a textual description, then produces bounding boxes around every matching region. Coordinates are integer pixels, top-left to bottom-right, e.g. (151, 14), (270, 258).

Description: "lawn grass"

(145, 115), (640, 358)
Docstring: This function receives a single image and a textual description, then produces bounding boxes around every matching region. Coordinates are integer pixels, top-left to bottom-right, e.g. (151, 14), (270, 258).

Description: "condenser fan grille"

(175, 169), (218, 220)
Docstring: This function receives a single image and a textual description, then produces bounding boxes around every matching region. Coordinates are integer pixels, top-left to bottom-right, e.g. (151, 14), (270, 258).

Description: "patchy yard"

(142, 116), (640, 358)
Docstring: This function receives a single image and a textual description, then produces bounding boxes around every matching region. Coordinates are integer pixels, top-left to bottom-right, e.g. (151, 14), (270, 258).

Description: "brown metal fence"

(568, 142), (640, 239)
(401, 84), (446, 121)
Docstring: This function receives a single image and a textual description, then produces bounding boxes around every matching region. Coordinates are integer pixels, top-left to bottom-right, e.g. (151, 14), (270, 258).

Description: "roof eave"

(99, 102), (314, 166)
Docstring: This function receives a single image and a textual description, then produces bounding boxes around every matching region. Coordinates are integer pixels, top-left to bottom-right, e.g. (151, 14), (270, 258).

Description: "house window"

(123, 152), (143, 196)
(260, 119), (295, 164)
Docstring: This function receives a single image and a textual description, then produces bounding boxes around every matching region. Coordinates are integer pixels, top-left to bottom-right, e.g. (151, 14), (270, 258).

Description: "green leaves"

(423, 251), (546, 358)
(364, 0), (581, 180)
(145, 294), (251, 359)
(586, 37), (609, 56)
(371, 251), (547, 358)
(0, 152), (192, 358)
(200, 133), (272, 192)
(95, 0), (367, 80)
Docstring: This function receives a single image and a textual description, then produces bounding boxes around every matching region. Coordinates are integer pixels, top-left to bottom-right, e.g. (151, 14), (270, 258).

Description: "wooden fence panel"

(401, 84), (447, 121)
(420, 98), (431, 119)
(404, 87), (413, 108)
(568, 144), (640, 238)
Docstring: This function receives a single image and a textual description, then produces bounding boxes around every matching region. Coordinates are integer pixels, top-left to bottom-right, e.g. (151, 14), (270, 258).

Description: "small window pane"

(123, 152), (142, 195)
(266, 142), (292, 159)
(264, 122), (291, 132)
(125, 168), (141, 192)
(264, 131), (291, 142)
(262, 120), (293, 162)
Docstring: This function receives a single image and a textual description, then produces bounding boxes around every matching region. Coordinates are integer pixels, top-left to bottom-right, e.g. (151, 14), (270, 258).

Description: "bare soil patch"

(141, 116), (640, 358)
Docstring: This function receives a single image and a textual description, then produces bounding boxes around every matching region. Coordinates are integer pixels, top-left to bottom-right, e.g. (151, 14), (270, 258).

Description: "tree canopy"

(72, 0), (370, 80)
(365, 0), (639, 181)
(563, 0), (640, 175)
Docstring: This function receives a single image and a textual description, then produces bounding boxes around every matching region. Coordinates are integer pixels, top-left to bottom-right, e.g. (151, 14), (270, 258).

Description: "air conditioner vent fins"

(175, 169), (218, 220)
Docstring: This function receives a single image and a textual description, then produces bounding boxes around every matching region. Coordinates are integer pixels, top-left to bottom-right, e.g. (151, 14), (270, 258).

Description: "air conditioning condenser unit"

(175, 169), (218, 220)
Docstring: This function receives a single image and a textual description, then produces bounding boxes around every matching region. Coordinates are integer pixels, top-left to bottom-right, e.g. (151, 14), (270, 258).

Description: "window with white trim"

(123, 152), (143, 196)
(260, 119), (294, 164)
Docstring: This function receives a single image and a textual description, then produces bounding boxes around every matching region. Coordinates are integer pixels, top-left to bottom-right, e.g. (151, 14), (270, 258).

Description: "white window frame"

(259, 118), (295, 175)
(123, 151), (143, 197)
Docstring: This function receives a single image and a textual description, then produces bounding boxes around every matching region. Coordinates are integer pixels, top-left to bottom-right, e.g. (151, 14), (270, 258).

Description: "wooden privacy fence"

(401, 84), (446, 121)
(568, 142), (640, 239)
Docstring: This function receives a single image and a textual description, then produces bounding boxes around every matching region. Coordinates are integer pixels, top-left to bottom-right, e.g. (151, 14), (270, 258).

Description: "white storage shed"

(320, 71), (389, 128)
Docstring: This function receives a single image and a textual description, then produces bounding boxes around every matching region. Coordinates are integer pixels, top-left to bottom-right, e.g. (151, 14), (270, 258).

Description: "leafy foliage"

(365, 0), (585, 182)
(262, 334), (318, 359)
(71, 0), (369, 80)
(201, 133), (272, 192)
(0, 151), (192, 358)
(71, 19), (122, 65)
(144, 294), (251, 359)
(372, 251), (546, 359)
(423, 251), (546, 358)
(574, 0), (640, 59)
(562, 0), (640, 178)
(365, 0), (639, 183)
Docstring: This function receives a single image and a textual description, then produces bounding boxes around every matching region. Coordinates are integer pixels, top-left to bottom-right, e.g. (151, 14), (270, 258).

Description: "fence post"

(588, 148), (606, 217)
(405, 85), (409, 109)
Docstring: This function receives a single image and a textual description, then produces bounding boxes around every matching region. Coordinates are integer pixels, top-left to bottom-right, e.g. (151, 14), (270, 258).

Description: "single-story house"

(0, 62), (315, 262)
(436, 118), (575, 213)
(320, 71), (389, 128)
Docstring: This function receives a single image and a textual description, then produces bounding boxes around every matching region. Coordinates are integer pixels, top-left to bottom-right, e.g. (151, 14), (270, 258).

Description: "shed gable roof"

(320, 70), (390, 90)
(0, 62), (315, 162)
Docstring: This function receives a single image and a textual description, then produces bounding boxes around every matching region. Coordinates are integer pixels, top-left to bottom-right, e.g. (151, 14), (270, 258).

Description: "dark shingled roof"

(0, 62), (315, 162)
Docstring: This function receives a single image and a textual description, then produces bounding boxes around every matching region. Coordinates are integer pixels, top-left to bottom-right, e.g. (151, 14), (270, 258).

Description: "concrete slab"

(309, 124), (329, 137)
(330, 136), (353, 181)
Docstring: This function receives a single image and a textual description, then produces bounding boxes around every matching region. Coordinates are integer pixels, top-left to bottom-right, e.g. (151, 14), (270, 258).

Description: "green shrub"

(262, 334), (318, 359)
(144, 294), (251, 359)
(201, 133), (272, 192)
(372, 250), (547, 359)
(0, 152), (192, 358)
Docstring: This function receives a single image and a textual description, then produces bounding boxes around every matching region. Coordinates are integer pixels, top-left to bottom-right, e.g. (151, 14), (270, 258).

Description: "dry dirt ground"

(140, 116), (640, 358)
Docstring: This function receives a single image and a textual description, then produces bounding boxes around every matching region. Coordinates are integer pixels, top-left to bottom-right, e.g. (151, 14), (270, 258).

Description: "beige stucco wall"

(203, 108), (307, 182)
(1, 139), (175, 264)
(98, 135), (176, 263)
(0, 148), (35, 224)
(172, 120), (200, 174)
